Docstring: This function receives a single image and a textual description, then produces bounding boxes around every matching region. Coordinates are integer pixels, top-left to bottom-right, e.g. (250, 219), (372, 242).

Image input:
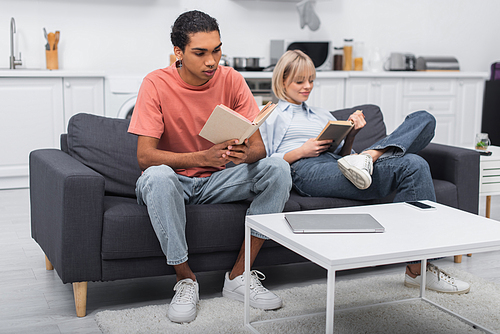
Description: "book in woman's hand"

(199, 101), (277, 144)
(316, 120), (354, 152)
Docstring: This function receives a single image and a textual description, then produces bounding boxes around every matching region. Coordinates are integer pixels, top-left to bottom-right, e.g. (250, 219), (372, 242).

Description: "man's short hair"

(272, 50), (316, 102)
(171, 10), (220, 52)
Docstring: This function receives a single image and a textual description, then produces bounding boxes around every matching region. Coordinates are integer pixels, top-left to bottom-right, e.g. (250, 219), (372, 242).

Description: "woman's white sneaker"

(404, 264), (470, 294)
(167, 278), (199, 323)
(337, 153), (373, 190)
(222, 270), (282, 310)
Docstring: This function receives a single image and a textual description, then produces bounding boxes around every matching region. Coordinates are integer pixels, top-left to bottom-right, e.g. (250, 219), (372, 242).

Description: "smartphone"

(405, 201), (436, 210)
(474, 149), (492, 156)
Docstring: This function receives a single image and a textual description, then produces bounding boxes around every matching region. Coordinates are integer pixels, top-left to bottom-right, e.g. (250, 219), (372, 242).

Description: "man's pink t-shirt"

(128, 64), (259, 178)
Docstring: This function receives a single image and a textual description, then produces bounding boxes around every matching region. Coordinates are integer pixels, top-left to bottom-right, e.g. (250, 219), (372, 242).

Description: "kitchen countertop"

(240, 70), (489, 79)
(0, 69), (105, 77)
(1, 69), (488, 80)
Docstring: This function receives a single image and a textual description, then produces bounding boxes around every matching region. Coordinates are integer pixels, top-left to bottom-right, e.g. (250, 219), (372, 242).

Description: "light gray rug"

(96, 268), (500, 334)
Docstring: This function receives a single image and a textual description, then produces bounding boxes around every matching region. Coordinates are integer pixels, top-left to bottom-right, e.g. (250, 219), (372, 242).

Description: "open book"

(316, 120), (354, 152)
(199, 101), (277, 144)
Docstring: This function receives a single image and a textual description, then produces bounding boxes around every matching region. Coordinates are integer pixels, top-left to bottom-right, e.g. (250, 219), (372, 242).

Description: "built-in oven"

(244, 78), (276, 106)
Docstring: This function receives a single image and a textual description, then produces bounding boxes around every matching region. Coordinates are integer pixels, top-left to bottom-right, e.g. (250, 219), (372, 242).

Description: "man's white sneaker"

(404, 264), (470, 294)
(167, 278), (199, 323)
(222, 270), (282, 310)
(337, 153), (373, 190)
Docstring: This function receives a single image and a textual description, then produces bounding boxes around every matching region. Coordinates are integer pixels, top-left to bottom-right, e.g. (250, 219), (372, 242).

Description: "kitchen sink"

(0, 68), (43, 70)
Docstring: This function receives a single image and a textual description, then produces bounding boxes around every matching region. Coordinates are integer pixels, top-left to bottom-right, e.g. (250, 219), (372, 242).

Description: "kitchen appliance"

(270, 40), (332, 71)
(416, 56), (459, 71)
(105, 75), (145, 119)
(244, 78), (276, 105)
(481, 80), (500, 145)
(386, 52), (416, 71)
(232, 57), (262, 71)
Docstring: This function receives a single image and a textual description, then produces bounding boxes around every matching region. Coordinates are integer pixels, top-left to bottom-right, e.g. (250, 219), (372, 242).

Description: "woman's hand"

(283, 138), (332, 164)
(299, 138), (333, 158)
(346, 110), (366, 138)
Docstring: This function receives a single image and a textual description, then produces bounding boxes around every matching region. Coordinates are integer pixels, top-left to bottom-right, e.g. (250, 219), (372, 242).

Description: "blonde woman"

(260, 50), (470, 295)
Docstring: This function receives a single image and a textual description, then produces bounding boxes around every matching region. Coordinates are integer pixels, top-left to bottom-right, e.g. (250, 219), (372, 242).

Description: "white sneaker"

(404, 263), (470, 294)
(167, 278), (199, 323)
(337, 153), (373, 190)
(222, 270), (282, 310)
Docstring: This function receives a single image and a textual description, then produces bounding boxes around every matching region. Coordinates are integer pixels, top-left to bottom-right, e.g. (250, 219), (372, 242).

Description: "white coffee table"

(244, 201), (500, 333)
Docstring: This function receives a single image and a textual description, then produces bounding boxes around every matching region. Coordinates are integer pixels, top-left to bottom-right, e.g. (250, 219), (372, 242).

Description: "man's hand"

(223, 139), (250, 165)
(204, 139), (242, 166)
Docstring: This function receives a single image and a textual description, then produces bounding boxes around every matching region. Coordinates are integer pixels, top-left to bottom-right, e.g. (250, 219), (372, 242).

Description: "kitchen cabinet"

(63, 77), (104, 127)
(455, 79), (485, 148)
(402, 78), (458, 145)
(345, 77), (403, 133)
(401, 77), (485, 146)
(0, 72), (104, 189)
(240, 71), (487, 148)
(308, 77), (345, 112)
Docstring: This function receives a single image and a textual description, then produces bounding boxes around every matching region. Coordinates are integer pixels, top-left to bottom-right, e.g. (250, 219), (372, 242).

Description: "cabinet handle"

(65, 82), (71, 88)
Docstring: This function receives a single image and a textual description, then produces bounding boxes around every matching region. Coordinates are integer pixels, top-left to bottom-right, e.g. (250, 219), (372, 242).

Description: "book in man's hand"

(199, 101), (277, 145)
(315, 120), (354, 152)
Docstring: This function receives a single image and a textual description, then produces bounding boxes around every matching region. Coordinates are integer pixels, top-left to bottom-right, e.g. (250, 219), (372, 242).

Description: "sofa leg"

(73, 282), (88, 317)
(454, 255), (462, 263)
(45, 255), (54, 270)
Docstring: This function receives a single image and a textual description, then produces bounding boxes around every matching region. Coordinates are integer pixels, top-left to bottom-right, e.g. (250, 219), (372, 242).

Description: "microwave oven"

(270, 40), (332, 71)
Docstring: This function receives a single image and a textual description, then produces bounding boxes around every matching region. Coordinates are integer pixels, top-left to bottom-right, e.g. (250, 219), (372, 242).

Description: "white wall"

(1, 0), (499, 76)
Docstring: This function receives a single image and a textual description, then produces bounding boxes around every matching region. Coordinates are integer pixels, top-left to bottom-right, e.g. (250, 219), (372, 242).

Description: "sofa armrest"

(418, 143), (480, 214)
(30, 149), (105, 283)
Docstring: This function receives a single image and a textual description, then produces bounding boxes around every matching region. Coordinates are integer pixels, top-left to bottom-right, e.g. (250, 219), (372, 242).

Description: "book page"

(253, 102), (275, 124)
(199, 102), (278, 144)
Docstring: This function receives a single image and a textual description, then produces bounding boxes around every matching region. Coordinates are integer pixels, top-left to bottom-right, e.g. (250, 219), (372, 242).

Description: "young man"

(128, 10), (292, 323)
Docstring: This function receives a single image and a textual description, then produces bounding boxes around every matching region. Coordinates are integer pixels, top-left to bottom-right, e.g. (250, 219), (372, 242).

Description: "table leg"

(326, 269), (336, 334)
(244, 223), (251, 327)
(420, 259), (427, 298)
(486, 195), (491, 219)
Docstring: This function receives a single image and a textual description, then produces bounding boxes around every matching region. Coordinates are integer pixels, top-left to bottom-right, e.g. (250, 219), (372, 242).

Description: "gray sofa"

(29, 105), (480, 317)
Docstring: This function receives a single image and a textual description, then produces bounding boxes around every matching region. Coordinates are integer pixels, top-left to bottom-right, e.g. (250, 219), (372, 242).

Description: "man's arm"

(137, 135), (241, 171)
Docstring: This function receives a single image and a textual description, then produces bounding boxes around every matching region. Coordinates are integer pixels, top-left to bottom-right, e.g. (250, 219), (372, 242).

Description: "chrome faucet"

(10, 17), (23, 69)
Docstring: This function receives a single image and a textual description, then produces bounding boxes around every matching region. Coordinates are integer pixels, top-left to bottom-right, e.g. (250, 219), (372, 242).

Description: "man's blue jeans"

(291, 110), (437, 202)
(135, 157), (292, 266)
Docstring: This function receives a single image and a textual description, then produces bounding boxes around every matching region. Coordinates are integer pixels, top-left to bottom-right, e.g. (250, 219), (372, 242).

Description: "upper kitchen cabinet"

(0, 71), (104, 189)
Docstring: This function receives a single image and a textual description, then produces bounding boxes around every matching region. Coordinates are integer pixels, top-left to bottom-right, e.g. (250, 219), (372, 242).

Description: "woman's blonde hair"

(272, 50), (316, 102)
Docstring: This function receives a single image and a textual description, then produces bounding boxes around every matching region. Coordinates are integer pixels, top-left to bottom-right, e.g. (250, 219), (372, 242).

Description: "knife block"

(46, 50), (58, 70)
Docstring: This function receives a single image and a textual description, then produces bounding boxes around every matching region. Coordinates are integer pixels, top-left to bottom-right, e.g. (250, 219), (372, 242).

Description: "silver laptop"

(284, 213), (385, 234)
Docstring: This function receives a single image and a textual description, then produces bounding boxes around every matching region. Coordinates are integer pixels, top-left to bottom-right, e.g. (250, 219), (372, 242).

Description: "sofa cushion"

(67, 113), (142, 197)
(331, 104), (387, 152)
(101, 196), (302, 260)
